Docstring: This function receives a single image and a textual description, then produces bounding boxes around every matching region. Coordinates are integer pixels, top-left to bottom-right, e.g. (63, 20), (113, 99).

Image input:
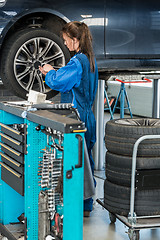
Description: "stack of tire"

(104, 118), (160, 216)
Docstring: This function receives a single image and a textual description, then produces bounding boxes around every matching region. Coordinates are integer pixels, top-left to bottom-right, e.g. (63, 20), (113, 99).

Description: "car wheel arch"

(0, 9), (69, 54)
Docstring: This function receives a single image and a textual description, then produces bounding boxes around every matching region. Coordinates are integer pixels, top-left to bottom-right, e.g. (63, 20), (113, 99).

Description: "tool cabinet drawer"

(0, 143), (24, 164)
(0, 152), (23, 174)
(0, 162), (24, 196)
(0, 133), (24, 153)
(0, 123), (24, 142)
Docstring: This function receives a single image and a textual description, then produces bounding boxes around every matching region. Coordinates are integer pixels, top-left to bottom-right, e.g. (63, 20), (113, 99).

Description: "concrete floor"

(83, 111), (160, 240)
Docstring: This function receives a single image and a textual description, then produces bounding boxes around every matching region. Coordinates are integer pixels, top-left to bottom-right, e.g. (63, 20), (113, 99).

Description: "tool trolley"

(0, 102), (85, 240)
(97, 134), (160, 240)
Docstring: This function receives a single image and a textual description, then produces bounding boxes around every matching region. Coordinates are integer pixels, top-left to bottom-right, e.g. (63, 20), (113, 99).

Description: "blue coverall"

(45, 52), (98, 211)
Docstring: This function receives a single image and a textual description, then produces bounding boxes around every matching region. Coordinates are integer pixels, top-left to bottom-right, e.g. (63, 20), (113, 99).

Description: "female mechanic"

(39, 21), (98, 217)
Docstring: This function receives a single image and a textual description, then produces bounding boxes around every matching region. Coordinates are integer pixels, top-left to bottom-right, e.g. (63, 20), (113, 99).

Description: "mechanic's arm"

(39, 58), (82, 92)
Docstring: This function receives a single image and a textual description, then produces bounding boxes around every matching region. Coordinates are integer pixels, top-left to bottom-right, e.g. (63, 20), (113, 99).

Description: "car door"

(105, 0), (136, 58)
(105, 0), (160, 58)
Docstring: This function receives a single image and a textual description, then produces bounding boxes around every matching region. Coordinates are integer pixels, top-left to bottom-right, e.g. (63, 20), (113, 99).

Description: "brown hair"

(62, 21), (95, 72)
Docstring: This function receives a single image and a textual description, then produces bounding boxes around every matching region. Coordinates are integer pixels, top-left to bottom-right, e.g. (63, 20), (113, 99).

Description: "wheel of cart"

(109, 212), (116, 224)
(97, 134), (160, 240)
(128, 229), (139, 240)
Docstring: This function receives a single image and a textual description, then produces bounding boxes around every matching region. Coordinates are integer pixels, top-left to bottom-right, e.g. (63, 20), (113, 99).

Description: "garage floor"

(83, 111), (160, 240)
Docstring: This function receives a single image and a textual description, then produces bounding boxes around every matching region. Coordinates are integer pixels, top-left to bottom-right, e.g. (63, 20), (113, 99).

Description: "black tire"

(0, 28), (70, 99)
(105, 118), (160, 157)
(104, 179), (160, 216)
(106, 151), (160, 170)
(105, 151), (160, 186)
(105, 164), (131, 186)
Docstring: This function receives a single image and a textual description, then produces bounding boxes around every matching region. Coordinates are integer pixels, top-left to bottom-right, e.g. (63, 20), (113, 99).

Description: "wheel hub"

(34, 61), (41, 69)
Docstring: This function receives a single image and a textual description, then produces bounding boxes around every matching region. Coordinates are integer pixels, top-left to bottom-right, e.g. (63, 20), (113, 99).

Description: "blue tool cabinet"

(0, 102), (85, 240)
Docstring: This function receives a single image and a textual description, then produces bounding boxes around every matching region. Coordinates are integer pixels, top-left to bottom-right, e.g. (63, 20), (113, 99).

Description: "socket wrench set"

(38, 131), (64, 239)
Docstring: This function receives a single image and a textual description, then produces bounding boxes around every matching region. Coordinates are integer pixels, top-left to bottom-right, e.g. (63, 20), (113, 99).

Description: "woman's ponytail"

(62, 21), (95, 72)
(79, 22), (95, 72)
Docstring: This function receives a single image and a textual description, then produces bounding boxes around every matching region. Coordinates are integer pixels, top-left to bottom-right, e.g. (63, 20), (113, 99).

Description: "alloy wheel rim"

(13, 36), (65, 93)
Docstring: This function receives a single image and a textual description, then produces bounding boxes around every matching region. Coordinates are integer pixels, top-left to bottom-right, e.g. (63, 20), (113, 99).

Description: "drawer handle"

(0, 143), (21, 156)
(0, 162), (21, 178)
(0, 133), (21, 145)
(0, 123), (20, 135)
(75, 134), (83, 168)
(0, 152), (21, 167)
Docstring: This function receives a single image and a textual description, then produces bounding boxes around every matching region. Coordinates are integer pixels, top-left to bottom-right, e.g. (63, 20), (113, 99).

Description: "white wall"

(107, 81), (153, 117)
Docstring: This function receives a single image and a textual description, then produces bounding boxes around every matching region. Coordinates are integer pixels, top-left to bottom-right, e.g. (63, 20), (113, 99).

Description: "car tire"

(0, 28), (70, 99)
(104, 179), (160, 216)
(105, 118), (160, 157)
(105, 151), (160, 186)
(105, 164), (131, 186)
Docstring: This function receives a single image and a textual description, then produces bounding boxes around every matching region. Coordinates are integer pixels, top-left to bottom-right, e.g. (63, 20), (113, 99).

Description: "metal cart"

(97, 134), (160, 240)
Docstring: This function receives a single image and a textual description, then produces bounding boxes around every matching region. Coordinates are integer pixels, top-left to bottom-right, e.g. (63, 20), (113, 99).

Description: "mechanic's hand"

(39, 64), (54, 75)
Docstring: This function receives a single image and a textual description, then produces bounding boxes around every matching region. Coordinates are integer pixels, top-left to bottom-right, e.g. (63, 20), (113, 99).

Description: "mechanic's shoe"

(83, 211), (90, 217)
